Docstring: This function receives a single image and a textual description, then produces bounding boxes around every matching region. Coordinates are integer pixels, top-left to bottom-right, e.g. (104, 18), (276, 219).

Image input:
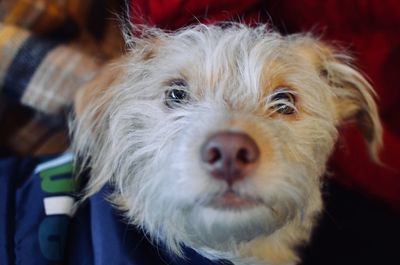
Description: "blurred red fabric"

(129, 0), (400, 210)
(130, 0), (264, 28)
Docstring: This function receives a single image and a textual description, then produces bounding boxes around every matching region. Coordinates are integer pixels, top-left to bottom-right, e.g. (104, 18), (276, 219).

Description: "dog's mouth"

(207, 191), (262, 210)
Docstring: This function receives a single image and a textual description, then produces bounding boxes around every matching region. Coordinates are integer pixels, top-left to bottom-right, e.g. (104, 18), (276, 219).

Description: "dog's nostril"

(206, 147), (222, 164)
(201, 132), (260, 185)
(237, 148), (250, 163)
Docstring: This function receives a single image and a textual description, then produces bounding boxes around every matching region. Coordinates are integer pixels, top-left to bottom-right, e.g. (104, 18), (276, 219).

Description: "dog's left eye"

(165, 79), (190, 108)
(268, 88), (297, 115)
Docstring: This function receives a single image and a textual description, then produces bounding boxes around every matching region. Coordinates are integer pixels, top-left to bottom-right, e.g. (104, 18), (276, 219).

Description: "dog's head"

(72, 24), (382, 264)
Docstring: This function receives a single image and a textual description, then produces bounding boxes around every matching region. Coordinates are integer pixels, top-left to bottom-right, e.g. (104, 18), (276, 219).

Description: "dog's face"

(73, 24), (382, 264)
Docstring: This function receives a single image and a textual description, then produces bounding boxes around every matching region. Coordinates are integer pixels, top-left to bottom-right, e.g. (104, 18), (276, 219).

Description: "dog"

(71, 23), (382, 265)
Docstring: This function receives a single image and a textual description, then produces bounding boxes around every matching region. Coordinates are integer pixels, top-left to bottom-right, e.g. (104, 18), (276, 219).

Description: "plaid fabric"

(20, 44), (99, 114)
(0, 24), (29, 89)
(0, 0), (91, 33)
(7, 112), (68, 155)
(0, 0), (116, 155)
(1, 0), (67, 32)
(0, 23), (100, 114)
(2, 27), (63, 101)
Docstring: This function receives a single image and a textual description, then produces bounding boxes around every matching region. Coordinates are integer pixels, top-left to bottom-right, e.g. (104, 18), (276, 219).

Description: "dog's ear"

(74, 60), (123, 117)
(310, 41), (383, 160)
(291, 37), (383, 160)
(74, 29), (161, 117)
(72, 60), (125, 197)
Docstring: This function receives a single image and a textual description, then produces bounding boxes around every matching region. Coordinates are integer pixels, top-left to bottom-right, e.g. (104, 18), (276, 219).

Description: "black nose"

(201, 132), (260, 186)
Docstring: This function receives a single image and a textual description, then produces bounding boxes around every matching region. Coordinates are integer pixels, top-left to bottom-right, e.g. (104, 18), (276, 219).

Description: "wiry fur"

(71, 24), (382, 265)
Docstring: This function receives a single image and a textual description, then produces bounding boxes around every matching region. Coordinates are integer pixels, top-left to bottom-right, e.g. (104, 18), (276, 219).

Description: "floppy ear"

(292, 37), (383, 160)
(74, 32), (159, 117)
(320, 48), (383, 161)
(71, 60), (126, 196)
(74, 60), (123, 117)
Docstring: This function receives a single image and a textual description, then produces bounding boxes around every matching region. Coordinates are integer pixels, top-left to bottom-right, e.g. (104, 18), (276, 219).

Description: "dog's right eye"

(164, 78), (190, 108)
(165, 89), (190, 108)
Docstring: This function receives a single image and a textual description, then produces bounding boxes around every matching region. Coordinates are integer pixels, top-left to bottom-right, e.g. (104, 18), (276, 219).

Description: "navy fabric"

(0, 157), (39, 265)
(0, 158), (16, 265)
(67, 186), (230, 265)
(0, 154), (231, 265)
(2, 35), (61, 101)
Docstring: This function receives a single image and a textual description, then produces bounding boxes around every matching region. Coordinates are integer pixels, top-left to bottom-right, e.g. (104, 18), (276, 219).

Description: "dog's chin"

(181, 192), (286, 252)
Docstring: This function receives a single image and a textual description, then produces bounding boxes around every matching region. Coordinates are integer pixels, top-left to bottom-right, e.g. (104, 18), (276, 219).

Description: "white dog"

(71, 23), (382, 265)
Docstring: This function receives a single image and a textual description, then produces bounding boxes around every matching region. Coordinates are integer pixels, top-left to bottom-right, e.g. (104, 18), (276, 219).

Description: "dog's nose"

(201, 132), (260, 185)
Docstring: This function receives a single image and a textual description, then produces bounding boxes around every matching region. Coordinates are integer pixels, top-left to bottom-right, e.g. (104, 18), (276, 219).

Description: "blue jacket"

(0, 153), (230, 265)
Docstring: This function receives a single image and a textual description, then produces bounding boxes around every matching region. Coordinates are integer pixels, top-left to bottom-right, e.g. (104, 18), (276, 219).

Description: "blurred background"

(0, 1), (399, 264)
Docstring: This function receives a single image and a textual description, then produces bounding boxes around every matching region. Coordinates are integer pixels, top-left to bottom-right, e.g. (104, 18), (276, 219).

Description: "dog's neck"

(198, 227), (301, 265)
(237, 233), (299, 265)
(199, 204), (318, 265)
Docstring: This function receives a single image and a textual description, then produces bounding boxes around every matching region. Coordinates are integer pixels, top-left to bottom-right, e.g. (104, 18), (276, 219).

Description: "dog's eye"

(268, 88), (297, 115)
(164, 78), (190, 108)
(165, 89), (190, 108)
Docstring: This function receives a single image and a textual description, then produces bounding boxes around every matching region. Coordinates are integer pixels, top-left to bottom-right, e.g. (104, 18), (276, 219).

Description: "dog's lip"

(208, 191), (262, 209)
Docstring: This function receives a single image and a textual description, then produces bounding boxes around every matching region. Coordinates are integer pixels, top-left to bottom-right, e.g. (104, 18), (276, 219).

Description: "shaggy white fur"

(71, 23), (382, 265)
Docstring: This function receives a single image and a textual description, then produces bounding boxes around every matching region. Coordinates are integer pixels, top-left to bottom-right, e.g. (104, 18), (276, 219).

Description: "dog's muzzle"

(200, 131), (262, 210)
